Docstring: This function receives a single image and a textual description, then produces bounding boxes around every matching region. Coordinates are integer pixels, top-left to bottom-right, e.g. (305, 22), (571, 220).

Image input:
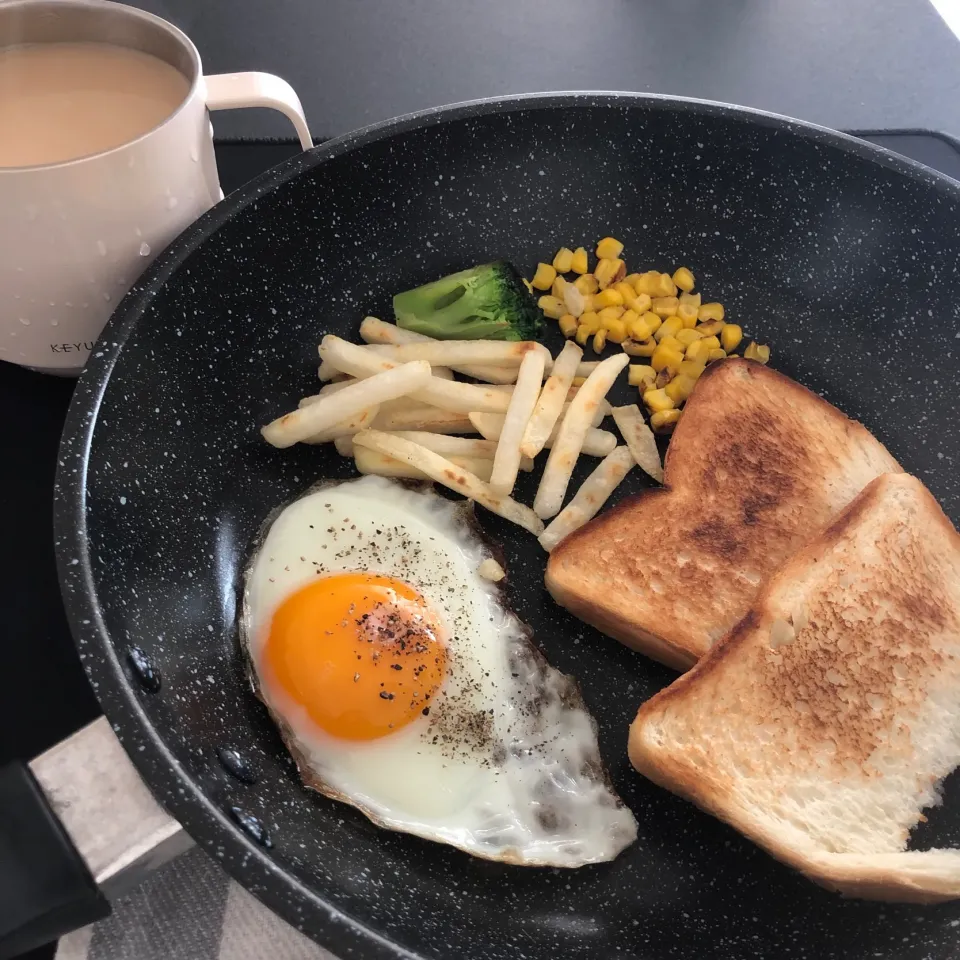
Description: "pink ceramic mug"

(0, 0), (313, 375)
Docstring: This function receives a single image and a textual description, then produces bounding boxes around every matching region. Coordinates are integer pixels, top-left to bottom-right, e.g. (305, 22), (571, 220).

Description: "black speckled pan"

(56, 95), (960, 960)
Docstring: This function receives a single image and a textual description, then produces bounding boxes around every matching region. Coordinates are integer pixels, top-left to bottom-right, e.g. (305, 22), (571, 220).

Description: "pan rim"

(53, 91), (960, 959)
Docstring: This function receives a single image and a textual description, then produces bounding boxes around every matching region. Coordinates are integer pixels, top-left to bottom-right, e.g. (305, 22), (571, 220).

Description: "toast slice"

(629, 473), (960, 902)
(545, 359), (901, 669)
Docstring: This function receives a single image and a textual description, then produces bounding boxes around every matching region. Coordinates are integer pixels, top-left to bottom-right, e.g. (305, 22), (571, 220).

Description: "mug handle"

(203, 73), (313, 150)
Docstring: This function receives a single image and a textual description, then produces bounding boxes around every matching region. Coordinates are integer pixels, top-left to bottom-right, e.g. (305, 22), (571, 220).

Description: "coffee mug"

(0, 0), (312, 375)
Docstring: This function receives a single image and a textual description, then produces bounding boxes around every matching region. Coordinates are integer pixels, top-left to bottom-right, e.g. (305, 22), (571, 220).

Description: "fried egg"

(242, 476), (637, 866)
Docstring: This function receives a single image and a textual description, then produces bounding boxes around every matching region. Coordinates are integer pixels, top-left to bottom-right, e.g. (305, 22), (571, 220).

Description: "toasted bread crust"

(630, 474), (960, 902)
(546, 359), (901, 667)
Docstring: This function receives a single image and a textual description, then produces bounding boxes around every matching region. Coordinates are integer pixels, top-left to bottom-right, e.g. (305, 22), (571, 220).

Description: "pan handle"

(0, 717), (190, 957)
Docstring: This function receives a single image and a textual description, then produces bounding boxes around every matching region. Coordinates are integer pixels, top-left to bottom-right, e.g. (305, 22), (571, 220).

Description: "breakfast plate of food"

(56, 94), (960, 959)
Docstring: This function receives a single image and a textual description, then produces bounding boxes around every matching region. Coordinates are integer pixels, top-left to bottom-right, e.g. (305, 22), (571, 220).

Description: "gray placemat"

(56, 847), (334, 960)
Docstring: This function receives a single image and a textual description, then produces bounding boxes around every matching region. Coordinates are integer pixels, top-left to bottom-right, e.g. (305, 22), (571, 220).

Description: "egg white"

(242, 475), (636, 866)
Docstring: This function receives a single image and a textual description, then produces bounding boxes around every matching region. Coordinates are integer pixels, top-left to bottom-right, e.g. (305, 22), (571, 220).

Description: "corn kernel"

(678, 359), (706, 380)
(605, 319), (627, 343)
(626, 293), (652, 315)
(532, 263), (556, 290)
(706, 348), (728, 363)
(651, 343), (684, 374)
(721, 324), (743, 352)
(597, 305), (625, 324)
(696, 319), (724, 337)
(678, 292), (701, 327)
(642, 312), (663, 335)
(744, 341), (771, 364)
(634, 271), (662, 296)
(699, 335), (721, 351)
(558, 314), (579, 338)
(614, 281), (637, 302)
(698, 302), (725, 323)
(595, 237), (624, 260)
(628, 364), (657, 388)
(672, 267), (695, 293)
(665, 374), (696, 404)
(654, 315), (683, 341)
(627, 315), (652, 341)
(594, 258), (625, 289)
(574, 273), (599, 295)
(581, 294), (595, 312)
(621, 308), (640, 327)
(593, 328), (608, 353)
(571, 247), (589, 274)
(553, 247), (574, 274)
(624, 273), (644, 288)
(595, 288), (624, 308)
(685, 339), (710, 364)
(537, 295), (565, 319)
(623, 338), (657, 357)
(675, 328), (703, 347)
(652, 296), (680, 318)
(578, 311), (601, 334)
(658, 334), (685, 354)
(656, 273), (678, 298)
(643, 388), (675, 413)
(551, 275), (567, 299)
(575, 324), (591, 346)
(655, 368), (674, 389)
(651, 409), (682, 433)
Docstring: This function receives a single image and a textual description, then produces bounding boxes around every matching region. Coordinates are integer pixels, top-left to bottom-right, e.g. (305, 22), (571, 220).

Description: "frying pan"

(29, 94), (960, 958)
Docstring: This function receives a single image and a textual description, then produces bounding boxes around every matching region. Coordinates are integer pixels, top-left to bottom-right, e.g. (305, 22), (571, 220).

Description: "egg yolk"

(264, 573), (447, 741)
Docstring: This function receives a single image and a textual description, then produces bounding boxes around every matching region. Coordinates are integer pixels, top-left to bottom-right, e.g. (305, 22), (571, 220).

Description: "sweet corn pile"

(531, 238), (770, 432)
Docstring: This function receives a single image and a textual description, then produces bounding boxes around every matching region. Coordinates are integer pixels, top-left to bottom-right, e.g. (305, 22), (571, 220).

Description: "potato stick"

(302, 403), (380, 444)
(354, 447), (494, 482)
(533, 353), (629, 518)
(490, 350), (545, 496)
(319, 336), (510, 414)
(299, 379), (356, 407)
(373, 406), (475, 434)
(521, 340), (582, 459)
(334, 435), (355, 456)
(544, 358), (601, 380)
(470, 412), (616, 457)
(431, 366), (454, 380)
(262, 362), (430, 449)
(353, 430), (543, 535)
(538, 446), (635, 552)
(358, 317), (519, 383)
(359, 340), (547, 367)
(611, 404), (664, 483)
(389, 432), (499, 459)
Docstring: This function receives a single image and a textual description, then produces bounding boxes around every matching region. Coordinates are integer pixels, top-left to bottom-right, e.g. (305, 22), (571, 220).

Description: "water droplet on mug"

(190, 147), (199, 163)
(139, 242), (151, 257)
(48, 301), (56, 307)
(18, 318), (30, 326)
(25, 204), (38, 221)
(135, 226), (142, 237)
(166, 196), (179, 210)
(103, 292), (111, 301)
(51, 319), (59, 327)
(65, 301), (72, 307)
(127, 155), (136, 169)
(15, 266), (23, 273)
(96, 240), (107, 257)
(82, 302), (89, 309)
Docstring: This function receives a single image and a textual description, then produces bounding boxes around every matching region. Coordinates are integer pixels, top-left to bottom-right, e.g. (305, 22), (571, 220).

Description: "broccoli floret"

(393, 261), (543, 341)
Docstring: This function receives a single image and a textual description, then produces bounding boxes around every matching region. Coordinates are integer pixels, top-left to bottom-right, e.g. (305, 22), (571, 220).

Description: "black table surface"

(125, 0), (960, 141)
(2, 132), (960, 960)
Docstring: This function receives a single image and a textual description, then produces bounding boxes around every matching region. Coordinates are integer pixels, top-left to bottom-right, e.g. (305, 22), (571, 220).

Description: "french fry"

(354, 447), (494, 482)
(388, 432), (498, 459)
(299, 379), (355, 407)
(533, 353), (629, 518)
(261, 361), (430, 449)
(334, 435), (355, 456)
(538, 446), (635, 552)
(353, 430), (544, 535)
(358, 317), (519, 383)
(611, 404), (664, 483)
(302, 404), (380, 444)
(319, 336), (509, 414)
(470, 412), (617, 458)
(521, 340), (582, 459)
(477, 557), (506, 581)
(490, 349), (546, 496)
(358, 340), (547, 368)
(543, 358), (600, 380)
(373, 405), (475, 434)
